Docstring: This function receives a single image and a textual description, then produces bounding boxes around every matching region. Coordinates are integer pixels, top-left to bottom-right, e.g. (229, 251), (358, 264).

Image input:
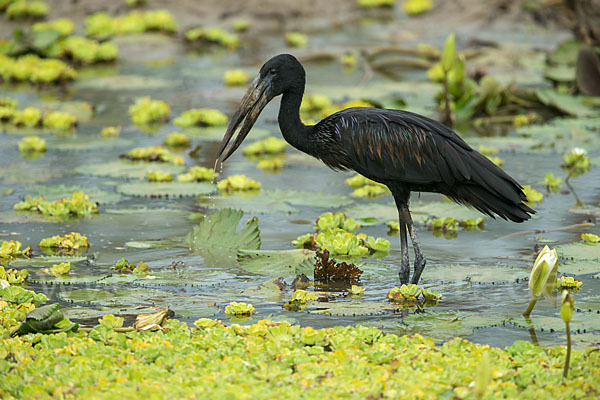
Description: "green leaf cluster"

(128, 97), (170, 126)
(0, 266), (28, 284)
(357, 0), (395, 8)
(224, 69), (250, 86)
(285, 32), (307, 48)
(113, 258), (148, 274)
(125, 145), (183, 165)
(561, 148), (590, 178)
(0, 54), (76, 84)
(539, 173), (563, 193)
(40, 232), (89, 253)
(18, 136), (45, 153)
(224, 301), (255, 316)
(163, 132), (190, 147)
(43, 262), (70, 277)
(14, 191), (99, 218)
(5, 0), (47, 19)
(85, 10), (178, 39)
(243, 137), (287, 156)
(0, 241), (31, 261)
(217, 175), (261, 192)
(177, 166), (217, 183)
(146, 170), (173, 182)
(0, 102), (77, 130)
(184, 27), (239, 49)
(387, 284), (442, 305)
(174, 108), (228, 128)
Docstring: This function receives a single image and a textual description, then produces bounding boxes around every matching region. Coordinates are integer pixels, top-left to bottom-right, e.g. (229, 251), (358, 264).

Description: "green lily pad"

(184, 208), (261, 265)
(421, 264), (530, 284)
(241, 278), (287, 301)
(307, 301), (394, 316)
(237, 249), (315, 277)
(23, 184), (122, 204)
(411, 201), (487, 222)
(365, 311), (509, 342)
(75, 75), (174, 90)
(116, 182), (215, 197)
(45, 137), (135, 151)
(29, 274), (109, 285)
(61, 305), (158, 320)
(576, 295), (600, 312)
(201, 190), (353, 214)
(133, 270), (236, 286)
(95, 274), (142, 285)
(57, 287), (171, 307)
(0, 162), (64, 184)
(9, 255), (88, 267)
(75, 160), (186, 179)
(0, 211), (57, 224)
(560, 261), (600, 275)
(168, 297), (220, 318)
(561, 333), (600, 351)
(509, 311), (600, 332)
(104, 207), (188, 216)
(535, 89), (598, 117)
(465, 136), (545, 153)
(557, 243), (600, 261)
(344, 203), (398, 221)
(544, 65), (575, 82)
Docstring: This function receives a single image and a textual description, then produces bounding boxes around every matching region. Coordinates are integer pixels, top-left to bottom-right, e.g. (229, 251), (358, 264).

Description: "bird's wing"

(318, 107), (522, 200)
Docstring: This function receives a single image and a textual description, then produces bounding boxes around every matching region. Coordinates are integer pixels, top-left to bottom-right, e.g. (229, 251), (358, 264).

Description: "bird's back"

(313, 107), (535, 222)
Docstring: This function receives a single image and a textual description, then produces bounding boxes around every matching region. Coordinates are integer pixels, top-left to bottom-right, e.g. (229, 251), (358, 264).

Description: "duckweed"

(177, 166), (217, 183)
(217, 175), (261, 192)
(14, 191), (99, 218)
(174, 108), (228, 128)
(17, 136), (45, 153)
(128, 97), (170, 126)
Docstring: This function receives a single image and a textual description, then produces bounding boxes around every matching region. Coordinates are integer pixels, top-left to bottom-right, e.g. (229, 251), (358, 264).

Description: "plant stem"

(564, 321), (571, 379)
(565, 175), (584, 208)
(523, 296), (538, 317)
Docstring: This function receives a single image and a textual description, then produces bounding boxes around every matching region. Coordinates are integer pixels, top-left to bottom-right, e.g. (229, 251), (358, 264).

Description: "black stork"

(216, 54), (535, 285)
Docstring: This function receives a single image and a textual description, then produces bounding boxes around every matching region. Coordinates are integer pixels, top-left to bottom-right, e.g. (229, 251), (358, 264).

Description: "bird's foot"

(399, 254), (410, 284)
(410, 256), (426, 284)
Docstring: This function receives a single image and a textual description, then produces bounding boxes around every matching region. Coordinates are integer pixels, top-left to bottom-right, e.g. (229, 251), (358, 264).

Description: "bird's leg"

(399, 205), (426, 284)
(398, 219), (410, 284)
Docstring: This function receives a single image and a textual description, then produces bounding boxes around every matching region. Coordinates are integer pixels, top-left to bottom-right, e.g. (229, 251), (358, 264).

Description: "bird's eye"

(268, 68), (277, 75)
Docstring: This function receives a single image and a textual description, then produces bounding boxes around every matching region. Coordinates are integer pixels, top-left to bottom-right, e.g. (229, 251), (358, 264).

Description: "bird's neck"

(278, 88), (314, 155)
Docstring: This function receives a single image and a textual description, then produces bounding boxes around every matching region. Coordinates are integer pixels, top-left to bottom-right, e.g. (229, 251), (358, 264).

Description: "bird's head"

(216, 54), (304, 163)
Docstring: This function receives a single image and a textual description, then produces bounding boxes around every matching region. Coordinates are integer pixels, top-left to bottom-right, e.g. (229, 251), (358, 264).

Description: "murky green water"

(1, 19), (599, 349)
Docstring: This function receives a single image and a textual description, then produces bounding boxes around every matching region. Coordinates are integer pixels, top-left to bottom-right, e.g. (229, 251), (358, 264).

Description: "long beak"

(216, 75), (271, 164)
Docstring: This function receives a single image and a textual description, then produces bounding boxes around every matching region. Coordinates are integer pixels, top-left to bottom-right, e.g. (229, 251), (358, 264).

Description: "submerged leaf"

(237, 249), (315, 277)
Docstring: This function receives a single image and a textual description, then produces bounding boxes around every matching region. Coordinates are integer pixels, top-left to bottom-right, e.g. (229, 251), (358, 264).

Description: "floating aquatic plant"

(18, 136), (45, 153)
(0, 54), (77, 84)
(523, 245), (558, 317)
(146, 171), (173, 182)
(43, 262), (70, 277)
(316, 212), (359, 233)
(314, 249), (363, 287)
(557, 276), (582, 290)
(581, 233), (600, 244)
(357, 0), (395, 8)
(39, 232), (89, 253)
(133, 307), (170, 332)
(10, 303), (77, 337)
(32, 18), (75, 37)
(285, 32), (307, 48)
(42, 110), (77, 131)
(14, 191), (99, 218)
(177, 166), (217, 183)
(256, 158), (284, 172)
(522, 185), (543, 206)
(174, 108), (228, 128)
(561, 148), (590, 179)
(184, 27), (239, 49)
(58, 36), (118, 64)
(217, 175), (261, 193)
(243, 137), (287, 156)
(0, 266), (28, 285)
(123, 146), (183, 165)
(231, 19), (249, 32)
(348, 285), (365, 295)
(539, 173), (563, 193)
(6, 0), (48, 19)
(128, 97), (170, 126)
(100, 126), (121, 137)
(12, 107), (42, 127)
(0, 241), (31, 261)
(163, 132), (190, 148)
(403, 0), (432, 15)
(85, 10), (178, 39)
(387, 284), (442, 306)
(352, 184), (388, 199)
(113, 258), (148, 274)
(224, 69), (250, 86)
(224, 301), (255, 316)
(283, 289), (318, 311)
